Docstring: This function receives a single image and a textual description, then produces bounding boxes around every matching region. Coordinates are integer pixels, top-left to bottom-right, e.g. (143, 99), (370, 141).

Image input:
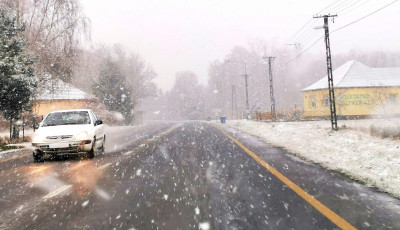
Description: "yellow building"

(33, 79), (98, 117)
(303, 61), (400, 118)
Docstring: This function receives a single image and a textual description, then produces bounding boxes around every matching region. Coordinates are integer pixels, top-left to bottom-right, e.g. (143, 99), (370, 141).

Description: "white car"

(31, 109), (105, 162)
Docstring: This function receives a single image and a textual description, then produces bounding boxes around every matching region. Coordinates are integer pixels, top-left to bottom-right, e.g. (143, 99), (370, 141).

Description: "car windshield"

(42, 111), (91, 126)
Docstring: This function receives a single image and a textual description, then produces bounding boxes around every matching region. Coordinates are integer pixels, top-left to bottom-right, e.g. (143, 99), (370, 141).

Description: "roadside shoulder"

(223, 119), (400, 198)
(0, 145), (32, 161)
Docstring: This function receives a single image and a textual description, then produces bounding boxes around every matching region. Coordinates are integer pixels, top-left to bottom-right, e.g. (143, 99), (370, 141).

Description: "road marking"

(69, 161), (90, 170)
(98, 163), (112, 170)
(216, 126), (357, 230)
(161, 124), (182, 137)
(43, 185), (72, 199)
(123, 151), (134, 155)
(0, 153), (31, 163)
(29, 165), (51, 175)
(128, 124), (182, 153)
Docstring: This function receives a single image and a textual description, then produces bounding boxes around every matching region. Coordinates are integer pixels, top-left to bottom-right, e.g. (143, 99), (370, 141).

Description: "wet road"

(0, 121), (399, 229)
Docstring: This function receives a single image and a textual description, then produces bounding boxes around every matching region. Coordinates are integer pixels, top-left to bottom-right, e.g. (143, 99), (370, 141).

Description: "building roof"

(36, 79), (95, 100)
(302, 60), (400, 91)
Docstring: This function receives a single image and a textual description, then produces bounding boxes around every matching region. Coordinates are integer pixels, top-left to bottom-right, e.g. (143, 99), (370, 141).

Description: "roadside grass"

(0, 144), (24, 152)
(368, 125), (400, 139)
(347, 124), (400, 140)
(0, 136), (31, 152)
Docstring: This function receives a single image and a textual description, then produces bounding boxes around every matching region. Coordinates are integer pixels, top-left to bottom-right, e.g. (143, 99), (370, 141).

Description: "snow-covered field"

(226, 119), (400, 198)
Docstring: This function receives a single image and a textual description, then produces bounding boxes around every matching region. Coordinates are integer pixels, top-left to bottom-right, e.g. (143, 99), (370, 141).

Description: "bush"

(0, 135), (31, 145)
(0, 136), (6, 145)
(369, 124), (400, 140)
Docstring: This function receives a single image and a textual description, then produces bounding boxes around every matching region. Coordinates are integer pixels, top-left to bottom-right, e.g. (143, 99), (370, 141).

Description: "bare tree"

(76, 44), (157, 120)
(371, 84), (392, 117)
(166, 71), (205, 120)
(2, 0), (90, 83)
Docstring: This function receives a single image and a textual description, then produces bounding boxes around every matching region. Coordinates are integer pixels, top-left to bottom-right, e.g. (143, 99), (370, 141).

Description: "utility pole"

(263, 56), (276, 121)
(285, 43), (301, 50)
(314, 14), (338, 130)
(243, 62), (250, 120)
(226, 59), (250, 120)
(231, 85), (237, 119)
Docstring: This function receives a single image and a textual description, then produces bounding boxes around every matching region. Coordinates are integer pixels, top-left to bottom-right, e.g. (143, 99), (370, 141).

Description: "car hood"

(35, 124), (92, 137)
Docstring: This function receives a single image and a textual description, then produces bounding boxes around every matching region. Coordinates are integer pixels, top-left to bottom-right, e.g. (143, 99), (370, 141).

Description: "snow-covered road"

(1, 121), (399, 229)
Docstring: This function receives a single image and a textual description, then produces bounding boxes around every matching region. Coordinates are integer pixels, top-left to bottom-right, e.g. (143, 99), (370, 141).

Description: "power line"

(336, 0), (366, 14)
(317, 0), (342, 14)
(288, 0), (353, 46)
(320, 0), (374, 16)
(288, 18), (313, 42)
(297, 29), (320, 46)
(332, 0), (399, 33)
(338, 0), (372, 16)
(288, 0), (345, 44)
(328, 0), (360, 14)
(321, 0), (349, 14)
(285, 35), (324, 65)
(289, 19), (320, 44)
(286, 0), (399, 65)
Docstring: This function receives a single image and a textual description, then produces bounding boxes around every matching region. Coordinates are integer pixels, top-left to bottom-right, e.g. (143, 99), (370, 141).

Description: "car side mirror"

(33, 123), (39, 129)
(95, 120), (103, 126)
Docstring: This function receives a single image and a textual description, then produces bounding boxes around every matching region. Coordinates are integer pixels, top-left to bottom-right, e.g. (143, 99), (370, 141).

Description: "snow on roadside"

(226, 119), (400, 198)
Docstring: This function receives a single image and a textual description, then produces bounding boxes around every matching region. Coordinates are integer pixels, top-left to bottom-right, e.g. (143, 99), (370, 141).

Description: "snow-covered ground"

(226, 119), (400, 198)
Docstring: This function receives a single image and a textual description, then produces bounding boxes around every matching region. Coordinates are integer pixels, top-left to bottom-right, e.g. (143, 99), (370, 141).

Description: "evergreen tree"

(0, 11), (36, 138)
(92, 58), (134, 123)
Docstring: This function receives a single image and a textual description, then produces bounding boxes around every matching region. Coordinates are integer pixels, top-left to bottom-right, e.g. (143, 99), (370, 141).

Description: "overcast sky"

(81, 0), (400, 91)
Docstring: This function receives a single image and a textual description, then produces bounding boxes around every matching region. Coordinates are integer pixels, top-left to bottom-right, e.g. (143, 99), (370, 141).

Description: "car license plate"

(49, 143), (69, 148)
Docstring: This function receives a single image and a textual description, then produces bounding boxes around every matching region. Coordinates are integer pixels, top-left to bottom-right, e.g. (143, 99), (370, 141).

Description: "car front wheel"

(33, 152), (44, 162)
(100, 135), (106, 154)
(87, 137), (95, 159)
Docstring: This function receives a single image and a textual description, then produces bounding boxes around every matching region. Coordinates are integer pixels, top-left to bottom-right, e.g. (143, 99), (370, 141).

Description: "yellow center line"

(123, 151), (134, 156)
(29, 165), (51, 175)
(157, 124), (182, 138)
(216, 126), (357, 230)
(0, 152), (31, 163)
(98, 163), (112, 170)
(43, 185), (72, 199)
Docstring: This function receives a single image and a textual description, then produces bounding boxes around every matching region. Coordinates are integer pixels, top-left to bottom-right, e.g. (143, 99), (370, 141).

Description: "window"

(389, 94), (398, 104)
(310, 96), (316, 109)
(324, 96), (329, 108)
(89, 111), (98, 121)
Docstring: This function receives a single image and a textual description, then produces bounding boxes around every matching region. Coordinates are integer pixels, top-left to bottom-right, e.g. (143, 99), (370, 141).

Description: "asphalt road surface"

(0, 121), (399, 230)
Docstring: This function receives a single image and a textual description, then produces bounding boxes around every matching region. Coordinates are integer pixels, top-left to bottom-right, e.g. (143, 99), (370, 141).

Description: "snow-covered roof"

(302, 60), (400, 91)
(36, 79), (95, 100)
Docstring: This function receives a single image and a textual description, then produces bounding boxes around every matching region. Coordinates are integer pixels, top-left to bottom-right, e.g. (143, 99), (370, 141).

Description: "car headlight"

(32, 134), (46, 143)
(74, 131), (89, 141)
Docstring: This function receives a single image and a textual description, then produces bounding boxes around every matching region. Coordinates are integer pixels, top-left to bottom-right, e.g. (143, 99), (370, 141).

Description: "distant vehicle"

(205, 116), (211, 121)
(31, 109), (105, 162)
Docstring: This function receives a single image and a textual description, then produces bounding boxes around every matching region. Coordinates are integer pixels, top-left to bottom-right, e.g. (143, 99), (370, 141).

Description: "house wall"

(33, 99), (98, 116)
(303, 87), (400, 117)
